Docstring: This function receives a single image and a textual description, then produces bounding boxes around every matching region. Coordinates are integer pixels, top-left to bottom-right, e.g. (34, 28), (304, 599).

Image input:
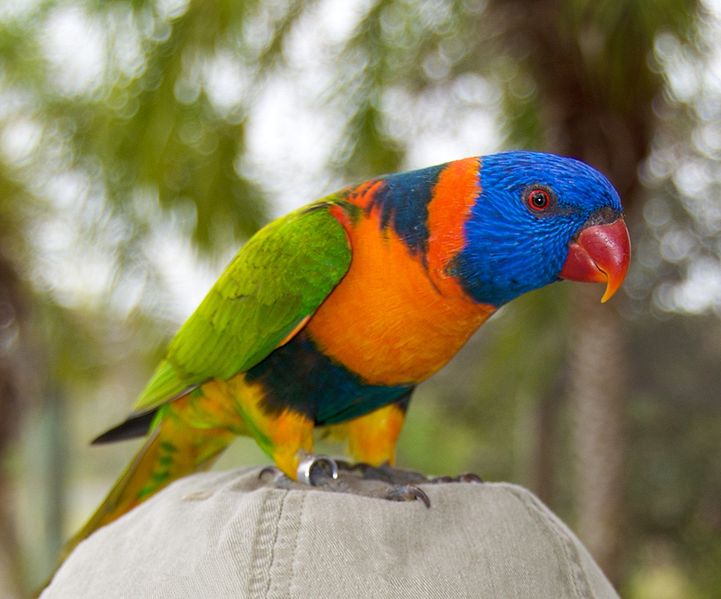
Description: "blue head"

(453, 151), (626, 306)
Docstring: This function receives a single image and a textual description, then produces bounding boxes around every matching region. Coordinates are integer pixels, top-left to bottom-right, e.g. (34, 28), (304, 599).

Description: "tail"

(51, 407), (236, 578)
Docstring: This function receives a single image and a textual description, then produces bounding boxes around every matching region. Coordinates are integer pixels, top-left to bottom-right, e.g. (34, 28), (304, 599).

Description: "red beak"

(559, 218), (631, 303)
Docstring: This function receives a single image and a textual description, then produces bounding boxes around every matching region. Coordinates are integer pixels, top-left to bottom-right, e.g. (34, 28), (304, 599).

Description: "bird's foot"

(257, 460), (480, 509)
(258, 459), (431, 507)
(334, 460), (429, 485)
(335, 462), (482, 485)
(321, 472), (430, 508)
(334, 461), (432, 507)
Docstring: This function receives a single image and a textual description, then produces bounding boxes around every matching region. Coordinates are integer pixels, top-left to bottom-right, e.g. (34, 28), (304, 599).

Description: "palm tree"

(481, 0), (699, 581)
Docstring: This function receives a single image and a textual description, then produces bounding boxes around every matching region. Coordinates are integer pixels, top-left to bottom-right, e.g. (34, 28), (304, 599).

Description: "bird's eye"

(527, 188), (551, 212)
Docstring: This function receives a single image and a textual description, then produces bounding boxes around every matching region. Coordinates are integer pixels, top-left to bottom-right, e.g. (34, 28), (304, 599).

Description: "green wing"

(133, 200), (351, 412)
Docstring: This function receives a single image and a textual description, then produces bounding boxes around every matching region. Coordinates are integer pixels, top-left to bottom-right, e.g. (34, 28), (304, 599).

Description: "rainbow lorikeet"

(63, 151), (629, 557)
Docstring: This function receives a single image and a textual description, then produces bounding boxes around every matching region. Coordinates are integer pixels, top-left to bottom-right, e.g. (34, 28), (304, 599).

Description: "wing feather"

(133, 201), (351, 412)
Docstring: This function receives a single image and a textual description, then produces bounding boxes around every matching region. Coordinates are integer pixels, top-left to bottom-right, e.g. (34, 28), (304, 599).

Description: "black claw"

(385, 485), (431, 508)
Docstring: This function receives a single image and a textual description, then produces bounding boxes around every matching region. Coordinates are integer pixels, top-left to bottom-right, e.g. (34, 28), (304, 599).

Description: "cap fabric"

(43, 467), (618, 598)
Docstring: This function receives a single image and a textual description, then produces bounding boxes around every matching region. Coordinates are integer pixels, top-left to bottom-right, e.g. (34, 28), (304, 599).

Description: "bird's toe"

(383, 484), (431, 508)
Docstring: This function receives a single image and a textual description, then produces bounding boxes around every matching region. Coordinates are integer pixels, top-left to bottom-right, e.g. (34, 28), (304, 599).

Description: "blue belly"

(243, 331), (412, 426)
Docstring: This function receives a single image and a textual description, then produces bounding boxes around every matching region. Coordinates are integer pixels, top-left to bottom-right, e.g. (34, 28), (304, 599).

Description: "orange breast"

(306, 158), (494, 386)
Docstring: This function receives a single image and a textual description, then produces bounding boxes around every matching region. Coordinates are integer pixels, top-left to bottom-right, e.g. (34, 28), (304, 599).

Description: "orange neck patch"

(308, 160), (495, 386)
(426, 157), (482, 295)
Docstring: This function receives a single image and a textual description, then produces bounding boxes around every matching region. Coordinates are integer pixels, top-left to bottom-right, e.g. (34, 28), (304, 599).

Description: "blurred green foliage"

(0, 1), (719, 597)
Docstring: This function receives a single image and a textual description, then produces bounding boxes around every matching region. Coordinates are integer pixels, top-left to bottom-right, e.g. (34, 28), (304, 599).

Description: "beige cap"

(43, 467), (618, 598)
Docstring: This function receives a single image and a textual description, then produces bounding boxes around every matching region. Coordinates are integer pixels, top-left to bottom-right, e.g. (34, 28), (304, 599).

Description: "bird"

(61, 151), (630, 560)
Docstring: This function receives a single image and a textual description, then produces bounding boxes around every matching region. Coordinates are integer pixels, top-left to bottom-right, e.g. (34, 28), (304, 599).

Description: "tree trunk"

(0, 475), (22, 599)
(0, 250), (25, 598)
(529, 375), (563, 506)
(484, 1), (656, 585)
(568, 286), (626, 581)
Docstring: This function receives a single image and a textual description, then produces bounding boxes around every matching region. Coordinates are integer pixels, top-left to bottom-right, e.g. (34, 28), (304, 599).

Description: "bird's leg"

(345, 399), (408, 467)
(226, 375), (316, 479)
(252, 396), (478, 506)
(342, 393), (482, 486)
(332, 400), (431, 505)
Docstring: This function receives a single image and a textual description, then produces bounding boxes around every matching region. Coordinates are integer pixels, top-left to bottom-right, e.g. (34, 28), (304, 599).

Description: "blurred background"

(0, 0), (719, 596)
